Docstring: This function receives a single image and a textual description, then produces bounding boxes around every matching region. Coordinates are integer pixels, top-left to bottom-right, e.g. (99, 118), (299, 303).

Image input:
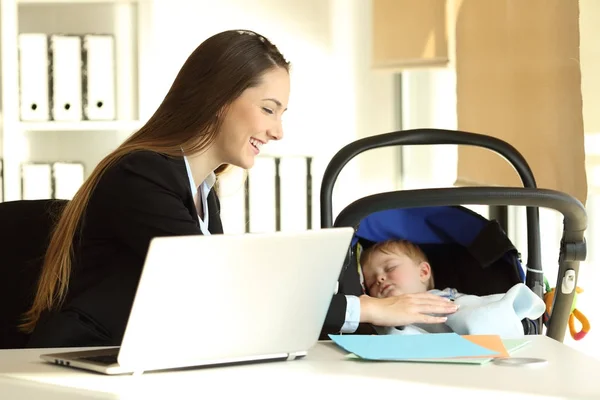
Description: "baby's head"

(360, 239), (434, 298)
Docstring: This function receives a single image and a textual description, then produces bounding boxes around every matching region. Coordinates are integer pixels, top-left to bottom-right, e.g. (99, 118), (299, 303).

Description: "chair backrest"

(0, 199), (68, 349)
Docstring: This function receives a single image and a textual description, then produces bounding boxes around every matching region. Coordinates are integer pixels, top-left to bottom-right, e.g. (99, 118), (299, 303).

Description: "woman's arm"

(322, 293), (349, 333)
(340, 295), (360, 333)
(359, 293), (458, 326)
(322, 292), (459, 335)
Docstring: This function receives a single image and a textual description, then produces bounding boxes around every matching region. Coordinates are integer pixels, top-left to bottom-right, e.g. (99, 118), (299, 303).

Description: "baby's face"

(362, 250), (430, 298)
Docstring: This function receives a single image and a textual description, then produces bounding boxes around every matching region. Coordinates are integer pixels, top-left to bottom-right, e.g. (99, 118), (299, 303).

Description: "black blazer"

(27, 151), (223, 348)
(321, 294), (348, 335)
(321, 244), (377, 337)
(321, 277), (376, 338)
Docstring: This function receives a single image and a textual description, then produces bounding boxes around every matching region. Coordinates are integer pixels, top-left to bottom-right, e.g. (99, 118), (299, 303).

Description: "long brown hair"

(20, 29), (290, 333)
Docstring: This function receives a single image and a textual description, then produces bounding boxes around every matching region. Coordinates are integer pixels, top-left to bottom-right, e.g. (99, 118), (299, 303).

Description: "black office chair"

(0, 199), (68, 349)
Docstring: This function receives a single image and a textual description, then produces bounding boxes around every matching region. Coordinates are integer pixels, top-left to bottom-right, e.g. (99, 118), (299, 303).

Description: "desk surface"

(1, 336), (599, 399)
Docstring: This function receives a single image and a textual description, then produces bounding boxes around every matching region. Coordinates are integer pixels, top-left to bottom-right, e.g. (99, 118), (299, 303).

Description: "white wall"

(142, 0), (399, 228)
(339, 0), (399, 201)
(400, 68), (458, 190)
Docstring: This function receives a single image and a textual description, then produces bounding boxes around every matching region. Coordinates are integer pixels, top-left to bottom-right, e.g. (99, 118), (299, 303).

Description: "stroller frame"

(320, 128), (587, 343)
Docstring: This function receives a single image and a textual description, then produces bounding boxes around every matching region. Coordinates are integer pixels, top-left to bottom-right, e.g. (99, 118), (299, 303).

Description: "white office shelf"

(1, 0), (153, 201)
(20, 120), (142, 132)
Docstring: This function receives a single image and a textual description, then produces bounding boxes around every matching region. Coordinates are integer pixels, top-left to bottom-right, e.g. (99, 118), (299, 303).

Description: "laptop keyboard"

(78, 354), (119, 365)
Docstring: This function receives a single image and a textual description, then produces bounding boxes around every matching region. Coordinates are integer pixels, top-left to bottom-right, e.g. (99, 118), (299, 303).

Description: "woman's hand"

(359, 293), (458, 327)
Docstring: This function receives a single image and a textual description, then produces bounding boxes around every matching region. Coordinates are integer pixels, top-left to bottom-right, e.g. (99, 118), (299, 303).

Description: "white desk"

(1, 336), (599, 399)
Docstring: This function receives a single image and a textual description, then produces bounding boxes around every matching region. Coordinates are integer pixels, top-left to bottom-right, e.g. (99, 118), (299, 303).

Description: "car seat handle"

(320, 128), (537, 228)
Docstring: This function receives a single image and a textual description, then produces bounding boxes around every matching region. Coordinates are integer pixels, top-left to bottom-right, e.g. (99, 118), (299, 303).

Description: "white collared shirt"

(183, 155), (216, 235)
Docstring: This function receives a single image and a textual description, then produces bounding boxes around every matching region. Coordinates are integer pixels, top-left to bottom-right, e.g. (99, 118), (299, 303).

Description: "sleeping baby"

(359, 239), (546, 337)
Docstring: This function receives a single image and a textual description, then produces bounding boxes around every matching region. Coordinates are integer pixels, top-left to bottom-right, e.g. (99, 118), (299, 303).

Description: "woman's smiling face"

(213, 67), (290, 169)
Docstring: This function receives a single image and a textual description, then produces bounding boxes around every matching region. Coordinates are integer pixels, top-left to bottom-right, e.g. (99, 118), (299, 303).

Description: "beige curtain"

(372, 0), (449, 69)
(454, 0), (587, 205)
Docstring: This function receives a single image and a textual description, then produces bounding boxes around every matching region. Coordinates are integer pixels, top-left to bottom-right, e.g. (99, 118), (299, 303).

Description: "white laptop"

(40, 227), (354, 375)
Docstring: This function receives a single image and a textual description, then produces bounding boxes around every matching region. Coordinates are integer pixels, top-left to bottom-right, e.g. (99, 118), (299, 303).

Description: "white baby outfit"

(375, 283), (546, 337)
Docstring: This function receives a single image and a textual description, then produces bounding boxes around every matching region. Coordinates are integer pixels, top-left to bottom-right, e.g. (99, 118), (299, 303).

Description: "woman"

(22, 30), (456, 348)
